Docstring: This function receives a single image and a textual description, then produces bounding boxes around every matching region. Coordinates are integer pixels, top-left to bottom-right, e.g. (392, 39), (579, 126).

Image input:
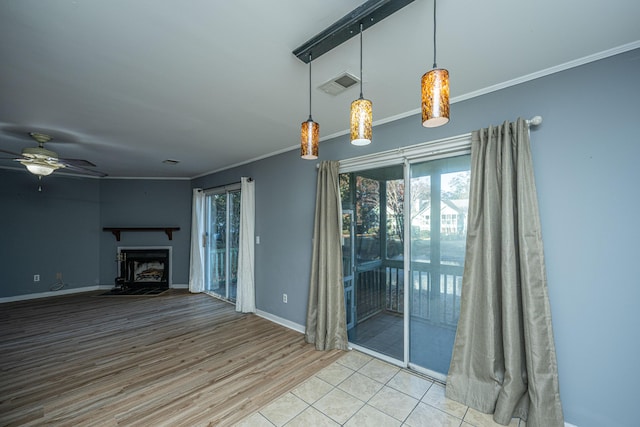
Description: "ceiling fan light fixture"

(7, 131), (105, 177)
(22, 161), (60, 176)
(20, 134), (63, 175)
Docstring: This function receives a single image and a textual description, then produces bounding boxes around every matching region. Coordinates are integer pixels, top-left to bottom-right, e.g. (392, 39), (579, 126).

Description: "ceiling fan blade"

(59, 158), (97, 168)
(62, 163), (108, 177)
(0, 147), (23, 157)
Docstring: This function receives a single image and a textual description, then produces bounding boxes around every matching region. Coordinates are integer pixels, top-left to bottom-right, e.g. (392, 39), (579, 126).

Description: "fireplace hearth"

(117, 247), (171, 289)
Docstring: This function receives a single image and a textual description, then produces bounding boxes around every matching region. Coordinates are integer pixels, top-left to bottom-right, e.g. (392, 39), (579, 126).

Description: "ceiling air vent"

(318, 72), (359, 96)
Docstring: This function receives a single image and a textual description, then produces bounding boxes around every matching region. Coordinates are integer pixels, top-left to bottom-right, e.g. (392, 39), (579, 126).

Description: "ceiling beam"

(292, 0), (415, 63)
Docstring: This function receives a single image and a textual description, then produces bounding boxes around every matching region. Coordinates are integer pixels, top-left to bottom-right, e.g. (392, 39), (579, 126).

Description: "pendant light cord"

(432, 0), (437, 68)
(359, 23), (364, 99)
(308, 52), (313, 120)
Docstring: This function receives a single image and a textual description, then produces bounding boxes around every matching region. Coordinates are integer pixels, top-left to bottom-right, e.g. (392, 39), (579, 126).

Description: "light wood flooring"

(0, 290), (344, 426)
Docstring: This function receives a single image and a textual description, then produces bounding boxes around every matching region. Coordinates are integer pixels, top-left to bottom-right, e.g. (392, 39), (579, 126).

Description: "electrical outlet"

(282, 293), (287, 303)
(56, 272), (63, 280)
(33, 274), (40, 282)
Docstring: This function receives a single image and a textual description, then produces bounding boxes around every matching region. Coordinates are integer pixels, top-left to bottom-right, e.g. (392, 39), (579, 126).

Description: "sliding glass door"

(340, 152), (470, 377)
(204, 186), (241, 301)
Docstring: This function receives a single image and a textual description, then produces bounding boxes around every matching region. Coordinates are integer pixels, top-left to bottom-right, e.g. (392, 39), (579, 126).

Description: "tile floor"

(235, 350), (524, 427)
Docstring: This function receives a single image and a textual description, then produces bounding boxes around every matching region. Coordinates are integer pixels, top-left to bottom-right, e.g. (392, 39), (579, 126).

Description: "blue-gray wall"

(0, 172), (191, 296)
(193, 154), (318, 321)
(194, 49), (640, 427)
(98, 179), (192, 286)
(0, 170), (102, 296)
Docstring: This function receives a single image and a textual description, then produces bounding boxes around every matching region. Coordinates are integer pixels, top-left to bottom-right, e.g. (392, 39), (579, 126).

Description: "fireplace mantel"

(103, 227), (180, 241)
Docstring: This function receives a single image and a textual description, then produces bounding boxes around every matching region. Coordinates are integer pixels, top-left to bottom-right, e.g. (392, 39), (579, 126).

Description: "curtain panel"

(305, 161), (349, 351)
(445, 119), (564, 426)
(188, 188), (205, 293)
(236, 177), (256, 313)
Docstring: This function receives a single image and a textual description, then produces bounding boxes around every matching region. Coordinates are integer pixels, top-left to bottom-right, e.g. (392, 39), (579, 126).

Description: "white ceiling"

(1, 0), (639, 178)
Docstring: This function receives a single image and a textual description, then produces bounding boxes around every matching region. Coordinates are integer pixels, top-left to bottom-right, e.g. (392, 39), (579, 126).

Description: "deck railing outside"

(206, 248), (238, 299)
(355, 260), (462, 328)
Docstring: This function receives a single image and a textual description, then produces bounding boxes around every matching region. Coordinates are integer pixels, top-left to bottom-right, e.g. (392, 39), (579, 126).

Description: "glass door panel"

(341, 165), (404, 361)
(342, 210), (355, 331)
(409, 155), (470, 375)
(228, 190), (241, 301)
(206, 193), (227, 296)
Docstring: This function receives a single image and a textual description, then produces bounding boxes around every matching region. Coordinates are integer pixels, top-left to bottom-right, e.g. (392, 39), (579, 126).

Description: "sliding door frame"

(204, 183), (241, 301)
(339, 134), (472, 378)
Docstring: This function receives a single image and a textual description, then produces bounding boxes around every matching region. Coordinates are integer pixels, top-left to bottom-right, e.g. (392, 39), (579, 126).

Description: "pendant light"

(421, 0), (449, 127)
(301, 52), (319, 159)
(350, 23), (372, 146)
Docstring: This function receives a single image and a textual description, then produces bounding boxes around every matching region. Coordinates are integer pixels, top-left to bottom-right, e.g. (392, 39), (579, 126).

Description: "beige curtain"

(445, 119), (564, 426)
(305, 161), (348, 351)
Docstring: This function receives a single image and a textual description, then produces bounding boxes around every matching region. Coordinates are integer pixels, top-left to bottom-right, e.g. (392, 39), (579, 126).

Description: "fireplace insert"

(117, 248), (170, 289)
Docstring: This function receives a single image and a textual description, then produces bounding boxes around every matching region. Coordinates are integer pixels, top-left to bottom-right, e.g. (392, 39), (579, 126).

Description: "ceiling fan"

(0, 132), (107, 177)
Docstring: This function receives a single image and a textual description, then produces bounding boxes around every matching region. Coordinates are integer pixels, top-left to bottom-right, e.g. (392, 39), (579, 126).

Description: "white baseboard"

(1, 283), (190, 303)
(0, 285), (110, 303)
(255, 309), (305, 334)
(565, 422), (578, 427)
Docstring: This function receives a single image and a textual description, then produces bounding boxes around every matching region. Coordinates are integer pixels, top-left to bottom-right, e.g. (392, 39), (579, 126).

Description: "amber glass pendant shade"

(350, 97), (372, 146)
(350, 23), (372, 146)
(421, 68), (449, 128)
(300, 51), (319, 160)
(301, 119), (319, 159)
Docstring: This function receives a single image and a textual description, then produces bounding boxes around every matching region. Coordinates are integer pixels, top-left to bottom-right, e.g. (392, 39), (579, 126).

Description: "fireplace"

(117, 247), (171, 289)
